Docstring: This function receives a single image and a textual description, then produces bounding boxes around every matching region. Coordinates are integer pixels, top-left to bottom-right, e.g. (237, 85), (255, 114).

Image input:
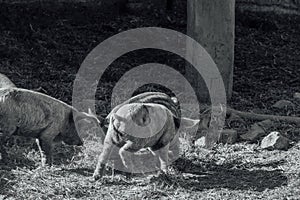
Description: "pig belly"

(13, 126), (48, 138)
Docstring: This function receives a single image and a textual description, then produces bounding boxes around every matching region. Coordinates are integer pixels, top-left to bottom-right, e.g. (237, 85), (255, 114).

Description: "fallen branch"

(227, 108), (300, 126)
(203, 105), (299, 127)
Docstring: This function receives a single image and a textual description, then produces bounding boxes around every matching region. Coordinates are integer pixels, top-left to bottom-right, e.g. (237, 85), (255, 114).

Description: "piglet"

(0, 87), (99, 166)
(93, 102), (199, 180)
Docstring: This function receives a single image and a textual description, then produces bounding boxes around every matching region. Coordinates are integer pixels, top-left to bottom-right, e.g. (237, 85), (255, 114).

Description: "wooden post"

(186, 0), (235, 102)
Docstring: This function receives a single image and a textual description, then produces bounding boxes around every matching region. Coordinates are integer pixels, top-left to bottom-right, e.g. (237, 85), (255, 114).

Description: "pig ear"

(106, 104), (123, 120)
(74, 110), (100, 124)
(86, 109), (100, 123)
(73, 111), (86, 122)
(112, 113), (126, 122)
(180, 117), (200, 128)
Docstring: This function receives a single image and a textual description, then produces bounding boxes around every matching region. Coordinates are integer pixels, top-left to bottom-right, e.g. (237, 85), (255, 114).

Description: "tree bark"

(186, 0), (235, 103)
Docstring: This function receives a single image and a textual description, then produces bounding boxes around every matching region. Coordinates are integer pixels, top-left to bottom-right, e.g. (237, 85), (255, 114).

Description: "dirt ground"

(0, 0), (300, 199)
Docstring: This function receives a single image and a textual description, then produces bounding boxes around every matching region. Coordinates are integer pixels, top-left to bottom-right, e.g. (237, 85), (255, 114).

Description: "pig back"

(107, 92), (181, 130)
(0, 88), (70, 137)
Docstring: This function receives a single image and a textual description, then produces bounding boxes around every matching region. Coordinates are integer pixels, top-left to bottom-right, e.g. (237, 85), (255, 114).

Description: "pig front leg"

(119, 141), (135, 172)
(93, 139), (114, 180)
(35, 139), (47, 167)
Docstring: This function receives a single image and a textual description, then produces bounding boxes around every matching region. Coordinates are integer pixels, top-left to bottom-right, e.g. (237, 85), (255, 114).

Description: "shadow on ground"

(0, 158), (33, 196)
(64, 155), (288, 192)
(65, 167), (94, 177)
(0, 169), (15, 196)
(0, 142), (82, 196)
(173, 157), (288, 192)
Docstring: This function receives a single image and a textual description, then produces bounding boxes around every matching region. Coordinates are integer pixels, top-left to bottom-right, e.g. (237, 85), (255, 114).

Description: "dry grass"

(1, 139), (300, 199)
(0, 1), (300, 199)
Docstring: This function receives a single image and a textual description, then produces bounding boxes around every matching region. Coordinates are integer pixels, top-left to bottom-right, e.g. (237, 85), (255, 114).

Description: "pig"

(0, 87), (99, 166)
(107, 92), (209, 143)
(0, 73), (16, 161)
(93, 100), (200, 180)
(107, 92), (181, 130)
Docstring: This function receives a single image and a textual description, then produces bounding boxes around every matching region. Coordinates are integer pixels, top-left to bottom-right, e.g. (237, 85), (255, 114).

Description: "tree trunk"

(186, 0), (235, 103)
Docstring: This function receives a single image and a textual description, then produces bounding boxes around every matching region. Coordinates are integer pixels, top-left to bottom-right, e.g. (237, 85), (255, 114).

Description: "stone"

(240, 119), (274, 141)
(218, 129), (238, 144)
(257, 119), (274, 130)
(261, 131), (290, 150)
(241, 123), (266, 141)
(179, 137), (192, 152)
(272, 100), (295, 109)
(194, 136), (206, 147)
